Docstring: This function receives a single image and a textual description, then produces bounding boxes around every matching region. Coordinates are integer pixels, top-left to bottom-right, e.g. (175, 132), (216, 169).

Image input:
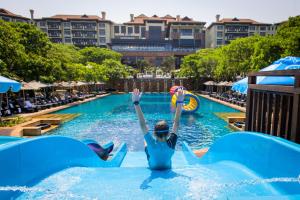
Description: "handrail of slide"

(0, 136), (127, 199)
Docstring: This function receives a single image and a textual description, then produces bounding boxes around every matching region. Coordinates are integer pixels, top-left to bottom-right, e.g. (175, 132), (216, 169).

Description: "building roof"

(124, 14), (205, 25)
(0, 8), (29, 20)
(42, 14), (112, 22)
(207, 17), (271, 29)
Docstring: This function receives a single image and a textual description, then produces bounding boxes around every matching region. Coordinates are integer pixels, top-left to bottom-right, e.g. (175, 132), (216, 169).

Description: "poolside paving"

(0, 94), (110, 137)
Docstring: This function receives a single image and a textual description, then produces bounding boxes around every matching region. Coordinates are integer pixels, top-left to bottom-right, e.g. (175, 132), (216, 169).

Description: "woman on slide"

(132, 88), (184, 170)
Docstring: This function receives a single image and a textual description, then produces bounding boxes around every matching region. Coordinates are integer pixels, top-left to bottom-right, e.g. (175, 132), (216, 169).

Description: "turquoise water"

(51, 93), (240, 151)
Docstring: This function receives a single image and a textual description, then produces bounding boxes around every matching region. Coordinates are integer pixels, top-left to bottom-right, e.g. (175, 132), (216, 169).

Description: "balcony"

(48, 25), (61, 30)
(84, 26), (96, 30)
(48, 34), (62, 38)
(72, 34), (96, 38)
(72, 26), (84, 30)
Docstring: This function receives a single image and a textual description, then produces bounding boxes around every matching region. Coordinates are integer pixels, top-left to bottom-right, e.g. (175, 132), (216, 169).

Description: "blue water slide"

(0, 136), (23, 145)
(182, 132), (300, 195)
(0, 136), (127, 199)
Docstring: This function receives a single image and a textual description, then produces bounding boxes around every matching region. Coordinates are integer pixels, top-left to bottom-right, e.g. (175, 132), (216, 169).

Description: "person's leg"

(193, 148), (209, 158)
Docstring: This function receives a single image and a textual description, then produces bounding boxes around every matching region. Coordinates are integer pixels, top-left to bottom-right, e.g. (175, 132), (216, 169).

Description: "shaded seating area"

(0, 79), (107, 118)
(201, 81), (217, 95)
(207, 81), (247, 107)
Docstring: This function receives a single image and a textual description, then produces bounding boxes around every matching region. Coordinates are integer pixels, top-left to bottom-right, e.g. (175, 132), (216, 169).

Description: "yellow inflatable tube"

(171, 91), (200, 113)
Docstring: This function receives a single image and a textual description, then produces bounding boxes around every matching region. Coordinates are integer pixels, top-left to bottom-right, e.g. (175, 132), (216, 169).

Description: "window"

(194, 29), (200, 33)
(180, 29), (193, 36)
(173, 29), (178, 33)
(217, 25), (223, 30)
(1, 16), (10, 22)
(217, 31), (223, 38)
(65, 38), (72, 43)
(39, 21), (46, 27)
(99, 23), (105, 28)
(134, 26), (139, 34)
(217, 39), (223, 45)
(99, 29), (106, 35)
(141, 27), (146, 38)
(260, 26), (266, 31)
(63, 22), (70, 28)
(114, 26), (120, 34)
(260, 32), (266, 36)
(64, 30), (71, 36)
(100, 37), (106, 43)
(249, 26), (256, 31)
(121, 26), (126, 34)
(128, 27), (133, 34)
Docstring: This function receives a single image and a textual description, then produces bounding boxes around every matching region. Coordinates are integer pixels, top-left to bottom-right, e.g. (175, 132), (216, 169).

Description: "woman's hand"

(176, 88), (185, 102)
(132, 88), (142, 103)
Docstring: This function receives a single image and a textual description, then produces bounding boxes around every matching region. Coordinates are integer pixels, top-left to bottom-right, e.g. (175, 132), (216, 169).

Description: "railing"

(245, 70), (300, 143)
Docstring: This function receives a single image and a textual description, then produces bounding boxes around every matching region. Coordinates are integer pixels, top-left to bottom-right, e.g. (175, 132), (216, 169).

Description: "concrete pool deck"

(0, 93), (110, 137)
(197, 93), (246, 112)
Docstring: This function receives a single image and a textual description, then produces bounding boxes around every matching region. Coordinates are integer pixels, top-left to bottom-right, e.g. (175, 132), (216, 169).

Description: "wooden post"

(245, 76), (256, 131)
(291, 75), (300, 143)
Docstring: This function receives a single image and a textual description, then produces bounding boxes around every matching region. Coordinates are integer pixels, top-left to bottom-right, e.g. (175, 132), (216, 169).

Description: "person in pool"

(132, 88), (185, 170)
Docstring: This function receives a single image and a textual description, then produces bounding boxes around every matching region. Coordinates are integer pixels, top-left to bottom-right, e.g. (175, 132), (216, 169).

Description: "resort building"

(0, 8), (31, 23)
(112, 14), (206, 68)
(205, 15), (275, 48)
(35, 12), (112, 47)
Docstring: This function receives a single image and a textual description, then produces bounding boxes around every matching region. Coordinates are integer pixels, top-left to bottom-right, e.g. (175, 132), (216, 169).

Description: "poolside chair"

(8, 100), (22, 114)
(24, 100), (40, 112)
(0, 104), (12, 117)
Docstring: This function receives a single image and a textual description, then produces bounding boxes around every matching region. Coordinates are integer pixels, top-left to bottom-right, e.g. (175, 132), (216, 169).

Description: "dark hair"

(154, 120), (169, 138)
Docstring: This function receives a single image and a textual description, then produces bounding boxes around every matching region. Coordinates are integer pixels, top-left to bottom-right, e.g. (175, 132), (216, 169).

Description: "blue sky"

(1, 0), (300, 25)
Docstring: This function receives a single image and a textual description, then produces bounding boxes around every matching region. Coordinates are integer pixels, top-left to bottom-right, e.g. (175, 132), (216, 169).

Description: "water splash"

(0, 186), (43, 193)
(186, 175), (300, 200)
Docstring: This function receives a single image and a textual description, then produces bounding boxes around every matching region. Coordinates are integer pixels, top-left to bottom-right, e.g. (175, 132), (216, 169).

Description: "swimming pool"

(51, 93), (240, 150)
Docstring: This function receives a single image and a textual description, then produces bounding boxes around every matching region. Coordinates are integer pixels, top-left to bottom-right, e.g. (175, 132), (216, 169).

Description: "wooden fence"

(245, 70), (300, 143)
(108, 78), (210, 92)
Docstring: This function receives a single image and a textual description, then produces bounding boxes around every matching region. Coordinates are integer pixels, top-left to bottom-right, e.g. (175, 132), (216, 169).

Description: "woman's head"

(154, 120), (169, 141)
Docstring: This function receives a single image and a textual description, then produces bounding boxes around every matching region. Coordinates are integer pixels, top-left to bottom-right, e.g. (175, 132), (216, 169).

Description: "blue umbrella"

(232, 57), (300, 94)
(0, 76), (21, 93)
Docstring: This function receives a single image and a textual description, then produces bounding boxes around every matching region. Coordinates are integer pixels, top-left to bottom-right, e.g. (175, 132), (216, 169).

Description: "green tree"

(11, 22), (51, 56)
(275, 16), (300, 56)
(136, 59), (150, 73)
(101, 59), (129, 84)
(160, 56), (175, 74)
(0, 20), (26, 77)
(47, 43), (83, 64)
(80, 47), (122, 64)
(179, 48), (219, 79)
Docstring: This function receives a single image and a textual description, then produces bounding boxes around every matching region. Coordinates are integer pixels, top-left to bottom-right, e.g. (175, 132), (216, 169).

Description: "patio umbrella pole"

(6, 93), (9, 107)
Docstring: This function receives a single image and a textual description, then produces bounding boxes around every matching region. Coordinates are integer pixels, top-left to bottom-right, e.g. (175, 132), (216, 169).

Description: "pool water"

(51, 93), (240, 151)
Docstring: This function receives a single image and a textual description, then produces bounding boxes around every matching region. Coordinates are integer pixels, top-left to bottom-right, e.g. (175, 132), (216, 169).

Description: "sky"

(1, 0), (300, 25)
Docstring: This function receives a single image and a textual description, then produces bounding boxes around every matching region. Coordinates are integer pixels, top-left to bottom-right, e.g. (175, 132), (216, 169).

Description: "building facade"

(35, 12), (112, 47)
(206, 15), (275, 48)
(1, 8), (285, 67)
(0, 8), (30, 23)
(111, 14), (206, 68)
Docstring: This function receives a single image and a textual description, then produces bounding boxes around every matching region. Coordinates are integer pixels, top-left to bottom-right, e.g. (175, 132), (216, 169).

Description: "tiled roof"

(207, 17), (271, 29)
(125, 14), (203, 25)
(0, 8), (29, 19)
(218, 18), (262, 24)
(48, 14), (102, 21)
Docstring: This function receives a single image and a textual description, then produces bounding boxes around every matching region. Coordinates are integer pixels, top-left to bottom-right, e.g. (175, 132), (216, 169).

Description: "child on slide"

(132, 88), (185, 170)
